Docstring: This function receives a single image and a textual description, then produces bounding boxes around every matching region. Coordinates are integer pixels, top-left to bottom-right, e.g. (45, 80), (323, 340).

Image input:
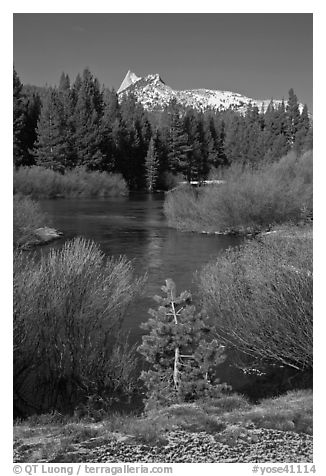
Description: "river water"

(40, 193), (248, 388)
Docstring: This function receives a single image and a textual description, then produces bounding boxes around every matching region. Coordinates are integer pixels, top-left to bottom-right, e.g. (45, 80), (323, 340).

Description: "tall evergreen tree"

(264, 100), (290, 161)
(152, 128), (169, 189)
(294, 104), (311, 154)
(242, 104), (265, 165)
(58, 72), (76, 167)
(100, 89), (121, 172)
(119, 93), (151, 188)
(224, 112), (245, 164)
(304, 125), (313, 152)
(13, 67), (27, 166)
(34, 88), (69, 171)
(73, 68), (104, 169)
(20, 88), (42, 166)
(213, 117), (228, 168)
(145, 137), (160, 192)
(166, 99), (190, 176)
(286, 88), (301, 146)
(183, 110), (201, 181)
(263, 100), (277, 155)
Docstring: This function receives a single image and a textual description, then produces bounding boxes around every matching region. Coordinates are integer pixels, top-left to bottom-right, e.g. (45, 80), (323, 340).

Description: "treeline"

(14, 66), (312, 191)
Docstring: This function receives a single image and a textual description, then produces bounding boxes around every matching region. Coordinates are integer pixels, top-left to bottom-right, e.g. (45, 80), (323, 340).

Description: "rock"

(50, 448), (89, 463)
(34, 227), (63, 242)
(113, 434), (139, 445)
(14, 427), (313, 464)
(21, 227), (63, 249)
(79, 436), (109, 449)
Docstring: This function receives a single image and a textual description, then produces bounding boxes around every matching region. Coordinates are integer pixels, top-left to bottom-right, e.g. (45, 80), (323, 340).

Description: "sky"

(14, 13), (313, 110)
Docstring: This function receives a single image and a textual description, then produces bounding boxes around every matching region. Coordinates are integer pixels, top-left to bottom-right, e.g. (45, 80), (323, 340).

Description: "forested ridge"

(13, 67), (312, 191)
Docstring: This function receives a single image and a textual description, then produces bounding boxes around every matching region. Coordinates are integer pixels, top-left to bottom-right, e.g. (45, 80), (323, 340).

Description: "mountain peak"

(117, 70), (141, 94)
(144, 73), (165, 84)
(116, 70), (291, 114)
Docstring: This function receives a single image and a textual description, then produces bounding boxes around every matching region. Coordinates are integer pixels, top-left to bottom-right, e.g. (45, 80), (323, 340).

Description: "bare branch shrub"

(13, 166), (128, 199)
(14, 237), (145, 415)
(198, 230), (312, 371)
(164, 151), (313, 232)
(13, 194), (48, 248)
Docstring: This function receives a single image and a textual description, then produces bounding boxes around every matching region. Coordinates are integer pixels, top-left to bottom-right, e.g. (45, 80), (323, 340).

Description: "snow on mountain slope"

(117, 70), (285, 113)
(117, 70), (141, 94)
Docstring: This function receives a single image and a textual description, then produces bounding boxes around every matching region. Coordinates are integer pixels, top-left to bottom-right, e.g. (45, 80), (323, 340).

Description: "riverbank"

(14, 390), (312, 463)
(164, 151), (312, 235)
(13, 194), (63, 249)
(14, 166), (128, 199)
(19, 226), (63, 249)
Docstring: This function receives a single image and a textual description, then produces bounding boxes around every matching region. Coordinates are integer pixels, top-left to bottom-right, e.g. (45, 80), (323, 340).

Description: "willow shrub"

(14, 238), (145, 415)
(198, 229), (313, 373)
(13, 194), (49, 248)
(164, 151), (313, 232)
(13, 166), (128, 199)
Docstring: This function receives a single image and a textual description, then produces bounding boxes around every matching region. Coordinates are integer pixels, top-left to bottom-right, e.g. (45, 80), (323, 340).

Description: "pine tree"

(73, 68), (104, 169)
(294, 104), (311, 154)
(243, 104), (265, 165)
(166, 99), (190, 176)
(264, 100), (290, 161)
(111, 117), (130, 177)
(145, 137), (160, 192)
(13, 67), (27, 166)
(152, 128), (169, 189)
(194, 113), (211, 181)
(34, 88), (69, 171)
(304, 126), (313, 151)
(100, 89), (121, 172)
(138, 279), (227, 410)
(103, 89), (120, 123)
(212, 117), (228, 168)
(58, 72), (73, 121)
(71, 73), (82, 110)
(119, 93), (151, 189)
(19, 87), (42, 166)
(58, 72), (76, 167)
(286, 88), (301, 146)
(224, 112), (245, 164)
(183, 110), (202, 181)
(263, 100), (277, 157)
(206, 116), (219, 170)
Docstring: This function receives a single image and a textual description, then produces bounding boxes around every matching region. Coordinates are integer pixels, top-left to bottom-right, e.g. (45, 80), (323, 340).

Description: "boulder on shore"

(21, 227), (63, 249)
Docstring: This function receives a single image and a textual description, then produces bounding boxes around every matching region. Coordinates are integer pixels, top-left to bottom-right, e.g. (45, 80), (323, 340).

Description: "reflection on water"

(40, 192), (243, 339)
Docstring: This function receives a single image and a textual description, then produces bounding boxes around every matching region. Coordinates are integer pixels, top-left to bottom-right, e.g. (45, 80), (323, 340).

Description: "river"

(39, 192), (248, 389)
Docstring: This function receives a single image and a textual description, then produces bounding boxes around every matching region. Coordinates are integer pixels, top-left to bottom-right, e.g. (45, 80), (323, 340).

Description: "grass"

(164, 151), (313, 233)
(14, 389), (312, 462)
(14, 421), (114, 462)
(220, 389), (313, 435)
(14, 237), (145, 416)
(198, 226), (313, 373)
(198, 393), (251, 415)
(13, 166), (128, 199)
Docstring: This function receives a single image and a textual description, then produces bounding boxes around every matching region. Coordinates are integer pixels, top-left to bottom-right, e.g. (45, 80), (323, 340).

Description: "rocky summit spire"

(117, 70), (141, 94)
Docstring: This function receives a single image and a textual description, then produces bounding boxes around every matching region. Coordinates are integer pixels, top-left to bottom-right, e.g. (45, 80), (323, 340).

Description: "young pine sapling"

(138, 279), (228, 409)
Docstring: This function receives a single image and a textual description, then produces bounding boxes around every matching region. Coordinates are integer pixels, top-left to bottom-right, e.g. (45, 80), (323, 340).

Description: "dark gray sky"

(13, 13), (313, 110)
